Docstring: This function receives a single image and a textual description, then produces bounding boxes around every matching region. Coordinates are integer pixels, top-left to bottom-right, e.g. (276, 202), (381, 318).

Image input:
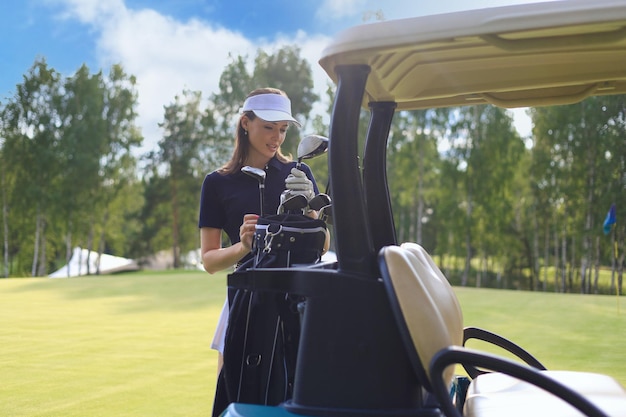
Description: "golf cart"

(224, 1), (626, 416)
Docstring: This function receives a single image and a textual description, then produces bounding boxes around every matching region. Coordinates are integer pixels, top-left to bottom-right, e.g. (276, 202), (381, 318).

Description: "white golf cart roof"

(319, 0), (626, 110)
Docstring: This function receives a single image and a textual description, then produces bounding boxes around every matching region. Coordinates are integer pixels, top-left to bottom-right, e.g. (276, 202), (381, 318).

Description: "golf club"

(308, 193), (331, 212)
(277, 135), (330, 214)
(278, 193), (309, 214)
(242, 166), (266, 216)
(318, 204), (333, 225)
(296, 134), (329, 168)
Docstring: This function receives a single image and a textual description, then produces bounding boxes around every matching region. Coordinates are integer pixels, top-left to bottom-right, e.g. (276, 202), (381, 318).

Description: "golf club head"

(308, 193), (332, 211)
(297, 134), (329, 164)
(318, 204), (333, 225)
(241, 166), (266, 183)
(278, 193), (309, 214)
(242, 165), (266, 216)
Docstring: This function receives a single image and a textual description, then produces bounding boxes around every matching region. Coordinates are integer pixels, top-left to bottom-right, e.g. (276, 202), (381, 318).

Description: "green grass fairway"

(1, 271), (225, 417)
(1, 271), (624, 416)
(455, 287), (626, 382)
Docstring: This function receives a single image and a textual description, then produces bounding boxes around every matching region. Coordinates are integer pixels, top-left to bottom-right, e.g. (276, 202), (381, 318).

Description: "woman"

(198, 87), (325, 374)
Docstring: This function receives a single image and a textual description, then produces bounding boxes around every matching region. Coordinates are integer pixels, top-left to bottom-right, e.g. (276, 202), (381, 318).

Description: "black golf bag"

(212, 214), (327, 416)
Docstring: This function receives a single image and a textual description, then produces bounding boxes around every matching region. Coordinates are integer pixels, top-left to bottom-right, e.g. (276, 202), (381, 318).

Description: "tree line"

(1, 46), (624, 295)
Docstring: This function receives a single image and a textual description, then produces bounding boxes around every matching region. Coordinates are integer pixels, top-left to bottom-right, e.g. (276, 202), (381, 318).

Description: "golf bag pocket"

(252, 213), (327, 268)
(221, 290), (302, 407)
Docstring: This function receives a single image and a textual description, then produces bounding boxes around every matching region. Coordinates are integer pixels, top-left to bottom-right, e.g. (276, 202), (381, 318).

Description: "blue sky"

(0, 0), (547, 154)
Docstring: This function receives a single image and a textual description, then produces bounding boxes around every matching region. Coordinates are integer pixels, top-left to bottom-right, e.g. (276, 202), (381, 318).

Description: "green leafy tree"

(0, 60), (142, 276)
(148, 90), (216, 267)
(55, 64), (107, 274)
(47, 64), (142, 276)
(1, 59), (63, 276)
(93, 65), (143, 271)
(531, 95), (626, 294)
(134, 169), (171, 260)
(448, 105), (523, 286)
(387, 109), (447, 249)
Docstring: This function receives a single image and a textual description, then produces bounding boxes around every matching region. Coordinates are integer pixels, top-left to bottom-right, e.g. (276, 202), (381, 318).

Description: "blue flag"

(603, 204), (616, 235)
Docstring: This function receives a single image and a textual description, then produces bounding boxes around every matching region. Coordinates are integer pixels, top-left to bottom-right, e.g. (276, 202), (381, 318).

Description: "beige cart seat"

(378, 242), (626, 417)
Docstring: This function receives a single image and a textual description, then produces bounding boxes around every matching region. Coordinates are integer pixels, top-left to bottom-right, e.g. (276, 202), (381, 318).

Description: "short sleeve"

(198, 172), (226, 229)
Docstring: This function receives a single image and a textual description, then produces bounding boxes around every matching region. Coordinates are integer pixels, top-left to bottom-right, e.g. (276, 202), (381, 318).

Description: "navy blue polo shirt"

(198, 157), (319, 246)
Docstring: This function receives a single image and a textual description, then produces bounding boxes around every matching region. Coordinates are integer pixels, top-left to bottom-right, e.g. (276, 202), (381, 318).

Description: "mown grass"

(1, 271), (225, 417)
(455, 287), (625, 382)
(1, 271), (624, 416)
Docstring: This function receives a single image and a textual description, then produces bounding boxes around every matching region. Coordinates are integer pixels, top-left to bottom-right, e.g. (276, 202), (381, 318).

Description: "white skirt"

(211, 298), (229, 353)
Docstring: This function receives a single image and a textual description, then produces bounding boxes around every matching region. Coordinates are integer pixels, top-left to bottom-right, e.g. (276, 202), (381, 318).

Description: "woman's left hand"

(239, 214), (259, 252)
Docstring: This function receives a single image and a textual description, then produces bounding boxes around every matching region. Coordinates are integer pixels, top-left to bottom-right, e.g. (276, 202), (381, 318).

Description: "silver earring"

(244, 129), (248, 135)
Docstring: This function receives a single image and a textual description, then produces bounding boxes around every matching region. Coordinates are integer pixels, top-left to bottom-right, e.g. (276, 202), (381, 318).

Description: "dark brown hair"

(220, 87), (291, 174)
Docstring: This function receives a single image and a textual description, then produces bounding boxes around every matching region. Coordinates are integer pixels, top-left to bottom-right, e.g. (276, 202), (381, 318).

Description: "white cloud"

(50, 0), (125, 22)
(317, 0), (370, 20)
(95, 8), (257, 154)
(52, 0), (336, 154)
(317, 0), (559, 23)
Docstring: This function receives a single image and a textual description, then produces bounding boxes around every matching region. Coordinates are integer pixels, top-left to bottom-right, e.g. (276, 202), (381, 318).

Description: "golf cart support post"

(226, 1), (626, 415)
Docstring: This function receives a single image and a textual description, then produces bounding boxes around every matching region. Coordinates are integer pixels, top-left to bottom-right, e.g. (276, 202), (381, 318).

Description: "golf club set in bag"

(213, 135), (331, 416)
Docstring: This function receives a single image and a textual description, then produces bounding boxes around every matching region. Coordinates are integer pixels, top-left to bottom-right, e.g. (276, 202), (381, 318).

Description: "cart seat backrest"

(378, 242), (464, 389)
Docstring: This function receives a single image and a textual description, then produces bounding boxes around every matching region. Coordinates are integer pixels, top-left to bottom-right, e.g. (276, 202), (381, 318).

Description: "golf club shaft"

(259, 183), (265, 216)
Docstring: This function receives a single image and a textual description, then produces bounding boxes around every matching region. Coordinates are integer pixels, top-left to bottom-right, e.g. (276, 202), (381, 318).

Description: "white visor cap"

(241, 94), (301, 127)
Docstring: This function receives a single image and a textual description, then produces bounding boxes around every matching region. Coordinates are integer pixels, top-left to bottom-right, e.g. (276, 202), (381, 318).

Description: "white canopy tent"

(49, 247), (139, 278)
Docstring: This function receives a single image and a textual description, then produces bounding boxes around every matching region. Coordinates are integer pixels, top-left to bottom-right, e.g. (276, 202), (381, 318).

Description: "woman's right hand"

(239, 214), (260, 252)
